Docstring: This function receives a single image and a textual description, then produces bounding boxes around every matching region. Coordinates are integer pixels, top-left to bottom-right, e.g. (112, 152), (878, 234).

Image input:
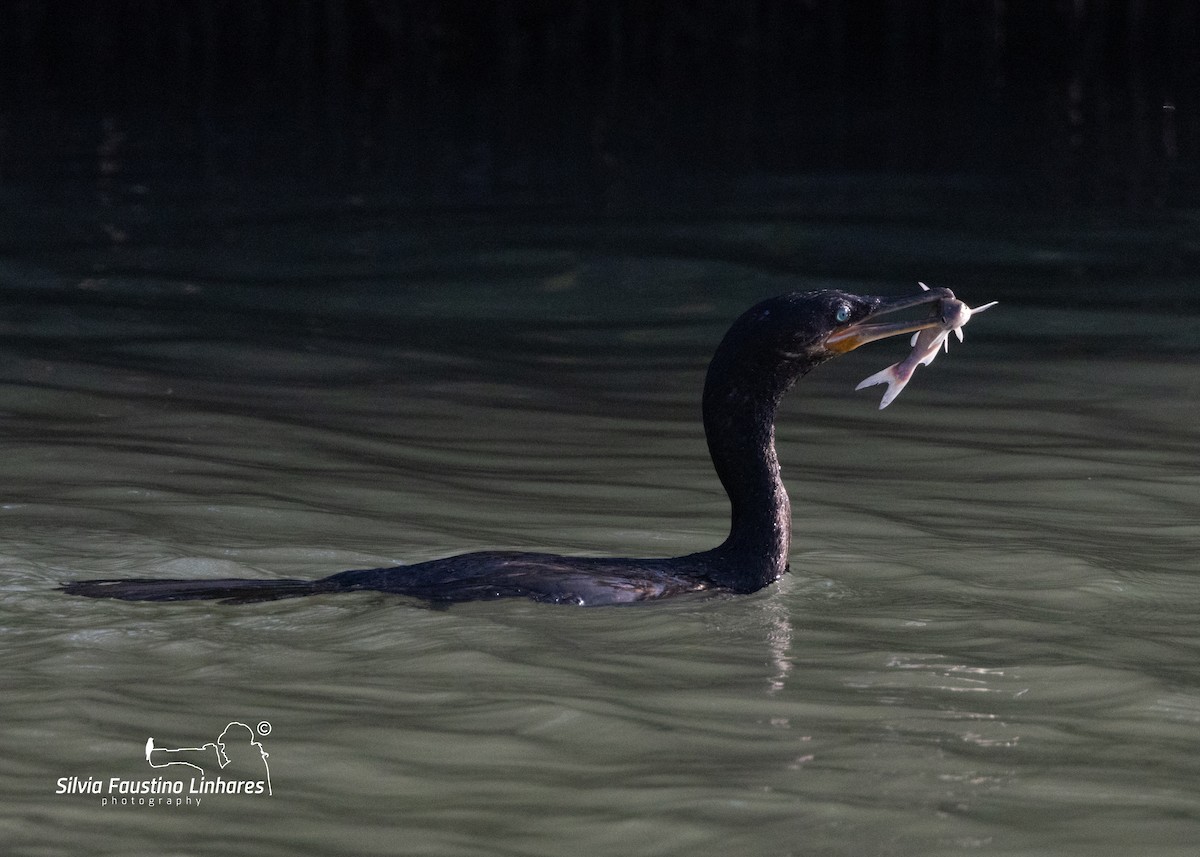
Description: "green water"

(2, 185), (1199, 856)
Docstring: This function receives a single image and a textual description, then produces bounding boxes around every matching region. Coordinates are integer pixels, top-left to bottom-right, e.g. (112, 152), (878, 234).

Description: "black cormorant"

(61, 287), (952, 606)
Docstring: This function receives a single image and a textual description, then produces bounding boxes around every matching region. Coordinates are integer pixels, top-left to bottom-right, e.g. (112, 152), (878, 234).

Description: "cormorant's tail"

(59, 577), (329, 604)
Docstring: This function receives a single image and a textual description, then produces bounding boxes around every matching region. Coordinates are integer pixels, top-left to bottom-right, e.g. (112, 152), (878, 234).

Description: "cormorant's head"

(708, 287), (954, 398)
(736, 287), (952, 362)
(817, 287), (954, 357)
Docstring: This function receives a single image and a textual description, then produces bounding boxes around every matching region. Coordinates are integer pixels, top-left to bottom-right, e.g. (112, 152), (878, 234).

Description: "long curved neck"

(698, 355), (795, 592)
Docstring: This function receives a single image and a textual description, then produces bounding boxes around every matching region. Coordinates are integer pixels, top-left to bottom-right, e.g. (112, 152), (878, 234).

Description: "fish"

(855, 283), (997, 409)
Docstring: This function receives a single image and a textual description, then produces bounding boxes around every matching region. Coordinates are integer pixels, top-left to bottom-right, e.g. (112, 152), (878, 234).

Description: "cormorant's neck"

(698, 349), (803, 592)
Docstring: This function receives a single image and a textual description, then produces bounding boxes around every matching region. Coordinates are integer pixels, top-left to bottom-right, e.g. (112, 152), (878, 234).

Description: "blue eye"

(835, 304), (851, 323)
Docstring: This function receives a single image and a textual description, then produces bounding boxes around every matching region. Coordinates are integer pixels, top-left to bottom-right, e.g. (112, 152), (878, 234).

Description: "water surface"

(2, 184), (1199, 856)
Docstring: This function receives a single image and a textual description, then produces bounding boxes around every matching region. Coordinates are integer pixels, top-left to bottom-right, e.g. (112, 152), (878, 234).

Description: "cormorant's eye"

(835, 304), (852, 324)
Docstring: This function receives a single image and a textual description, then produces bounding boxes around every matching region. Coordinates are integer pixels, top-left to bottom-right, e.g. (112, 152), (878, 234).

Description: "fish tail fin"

(855, 363), (910, 409)
(59, 577), (329, 604)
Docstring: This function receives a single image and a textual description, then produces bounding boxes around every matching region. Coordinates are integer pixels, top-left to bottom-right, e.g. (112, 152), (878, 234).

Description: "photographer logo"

(55, 720), (273, 808)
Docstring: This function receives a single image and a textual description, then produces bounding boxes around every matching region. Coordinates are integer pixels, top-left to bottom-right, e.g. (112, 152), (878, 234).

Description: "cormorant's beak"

(824, 287), (954, 354)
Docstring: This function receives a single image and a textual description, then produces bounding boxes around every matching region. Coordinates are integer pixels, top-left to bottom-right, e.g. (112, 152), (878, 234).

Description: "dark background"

(2, 0), (1197, 211)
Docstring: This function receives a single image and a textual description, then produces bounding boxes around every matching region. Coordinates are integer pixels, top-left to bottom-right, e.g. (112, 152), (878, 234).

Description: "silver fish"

(855, 283), (997, 409)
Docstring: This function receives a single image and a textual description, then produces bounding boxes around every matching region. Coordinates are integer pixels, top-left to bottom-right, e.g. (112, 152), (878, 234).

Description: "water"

(2, 179), (1200, 856)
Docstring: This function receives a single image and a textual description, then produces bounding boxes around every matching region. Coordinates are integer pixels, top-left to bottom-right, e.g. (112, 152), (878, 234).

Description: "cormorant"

(61, 287), (953, 606)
